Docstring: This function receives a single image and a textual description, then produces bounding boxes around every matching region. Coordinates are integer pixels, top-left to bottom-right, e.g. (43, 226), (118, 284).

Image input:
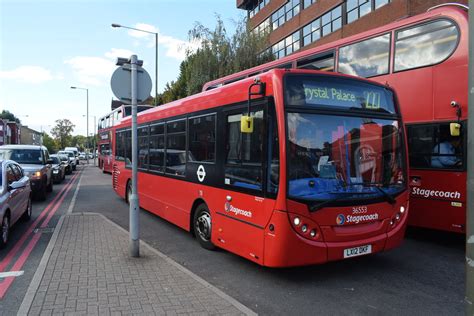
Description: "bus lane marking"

(0, 170), (81, 298)
(0, 271), (24, 278)
(0, 171), (80, 273)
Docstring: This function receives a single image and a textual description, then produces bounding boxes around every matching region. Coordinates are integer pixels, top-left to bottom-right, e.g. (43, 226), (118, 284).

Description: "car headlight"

(30, 171), (42, 179)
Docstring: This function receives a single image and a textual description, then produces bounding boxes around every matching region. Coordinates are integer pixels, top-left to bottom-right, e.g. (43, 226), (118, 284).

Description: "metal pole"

(155, 32), (158, 106)
(466, 1), (474, 313)
(129, 55), (140, 257)
(93, 116), (96, 167)
(86, 89), (89, 165)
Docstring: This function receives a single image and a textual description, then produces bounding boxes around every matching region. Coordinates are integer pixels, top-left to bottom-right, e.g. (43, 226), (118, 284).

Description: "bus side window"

(149, 124), (165, 173)
(394, 19), (459, 72)
(115, 130), (125, 161)
(188, 114), (216, 163)
(267, 105), (279, 194)
(138, 126), (149, 170)
(165, 119), (186, 176)
(297, 51), (334, 72)
(225, 110), (264, 191)
(406, 123), (464, 170)
(338, 33), (390, 78)
(125, 129), (132, 166)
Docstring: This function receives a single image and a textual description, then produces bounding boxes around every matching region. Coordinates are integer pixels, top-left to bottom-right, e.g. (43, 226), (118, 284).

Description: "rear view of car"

(58, 150), (77, 171)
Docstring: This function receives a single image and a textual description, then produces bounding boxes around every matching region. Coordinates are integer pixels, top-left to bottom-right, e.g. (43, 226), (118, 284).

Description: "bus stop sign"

(111, 64), (152, 104)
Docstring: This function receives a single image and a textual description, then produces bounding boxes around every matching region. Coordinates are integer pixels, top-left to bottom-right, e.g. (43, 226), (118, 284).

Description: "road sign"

(111, 64), (152, 104)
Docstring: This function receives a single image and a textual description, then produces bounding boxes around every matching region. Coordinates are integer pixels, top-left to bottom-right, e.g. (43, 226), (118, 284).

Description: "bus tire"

(193, 204), (215, 250)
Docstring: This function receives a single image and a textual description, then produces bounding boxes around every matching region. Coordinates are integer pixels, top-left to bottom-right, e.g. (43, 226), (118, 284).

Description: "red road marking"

(0, 171), (80, 273)
(0, 170), (81, 298)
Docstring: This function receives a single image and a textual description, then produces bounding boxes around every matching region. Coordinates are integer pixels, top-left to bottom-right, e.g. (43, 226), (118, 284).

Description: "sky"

(0, 0), (244, 136)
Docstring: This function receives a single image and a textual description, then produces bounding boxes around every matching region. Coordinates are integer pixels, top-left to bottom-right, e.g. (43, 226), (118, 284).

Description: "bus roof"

(117, 68), (397, 128)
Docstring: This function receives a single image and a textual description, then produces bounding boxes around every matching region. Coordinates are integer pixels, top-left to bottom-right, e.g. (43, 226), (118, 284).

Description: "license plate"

(343, 245), (372, 258)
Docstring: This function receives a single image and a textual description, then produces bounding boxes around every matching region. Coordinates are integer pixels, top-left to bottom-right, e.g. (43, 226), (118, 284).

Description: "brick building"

(20, 125), (42, 145)
(0, 119), (7, 146)
(237, 0), (468, 59)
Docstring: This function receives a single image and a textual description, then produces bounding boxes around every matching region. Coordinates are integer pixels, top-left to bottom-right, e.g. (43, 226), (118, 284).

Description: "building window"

(347, 0), (372, 24)
(255, 17), (271, 37)
(303, 0), (317, 10)
(375, 0), (390, 9)
(272, 31), (300, 59)
(249, 0), (270, 18)
(272, 0), (301, 30)
(394, 19), (459, 72)
(322, 5), (342, 37)
(302, 18), (321, 47)
(338, 33), (390, 78)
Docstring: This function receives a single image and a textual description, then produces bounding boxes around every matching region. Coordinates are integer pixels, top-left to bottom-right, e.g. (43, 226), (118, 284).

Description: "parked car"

(57, 153), (72, 175)
(78, 152), (86, 160)
(64, 147), (79, 165)
(0, 145), (53, 201)
(0, 160), (32, 248)
(58, 150), (77, 171)
(49, 155), (66, 183)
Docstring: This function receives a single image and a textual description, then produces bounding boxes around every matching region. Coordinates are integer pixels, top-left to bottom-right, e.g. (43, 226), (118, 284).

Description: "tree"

(51, 119), (75, 149)
(42, 132), (59, 153)
(71, 135), (87, 151)
(0, 110), (21, 123)
(156, 15), (273, 104)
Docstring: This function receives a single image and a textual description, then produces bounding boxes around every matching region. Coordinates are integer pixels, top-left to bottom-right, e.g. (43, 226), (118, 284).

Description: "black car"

(0, 145), (53, 200)
(50, 155), (66, 183)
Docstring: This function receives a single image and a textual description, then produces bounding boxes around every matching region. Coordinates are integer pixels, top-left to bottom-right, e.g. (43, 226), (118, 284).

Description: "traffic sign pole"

(129, 55), (140, 257)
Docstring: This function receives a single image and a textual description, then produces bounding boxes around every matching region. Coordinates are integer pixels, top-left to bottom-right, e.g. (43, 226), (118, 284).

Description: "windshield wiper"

(297, 191), (371, 213)
(344, 182), (396, 205)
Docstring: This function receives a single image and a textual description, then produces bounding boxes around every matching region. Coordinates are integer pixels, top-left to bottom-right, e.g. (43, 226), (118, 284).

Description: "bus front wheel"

(193, 204), (215, 250)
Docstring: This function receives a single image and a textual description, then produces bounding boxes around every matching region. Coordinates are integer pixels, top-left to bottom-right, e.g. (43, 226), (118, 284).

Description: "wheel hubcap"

(2, 217), (9, 243)
(196, 211), (211, 241)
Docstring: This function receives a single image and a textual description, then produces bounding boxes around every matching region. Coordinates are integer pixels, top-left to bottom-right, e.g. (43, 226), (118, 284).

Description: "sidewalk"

(19, 212), (254, 315)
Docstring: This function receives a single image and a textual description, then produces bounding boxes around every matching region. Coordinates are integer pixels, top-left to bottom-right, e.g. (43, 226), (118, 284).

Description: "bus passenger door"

(210, 104), (278, 265)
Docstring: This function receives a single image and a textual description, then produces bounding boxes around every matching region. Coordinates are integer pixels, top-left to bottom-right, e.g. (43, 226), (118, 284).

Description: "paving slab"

(19, 212), (255, 315)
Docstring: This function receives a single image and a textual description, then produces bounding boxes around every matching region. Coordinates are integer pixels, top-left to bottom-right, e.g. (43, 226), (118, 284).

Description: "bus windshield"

(287, 115), (405, 209)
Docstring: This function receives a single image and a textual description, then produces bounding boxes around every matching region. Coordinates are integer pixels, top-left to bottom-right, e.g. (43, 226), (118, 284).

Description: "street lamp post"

(111, 23), (158, 106)
(71, 86), (89, 165)
(92, 115), (96, 166)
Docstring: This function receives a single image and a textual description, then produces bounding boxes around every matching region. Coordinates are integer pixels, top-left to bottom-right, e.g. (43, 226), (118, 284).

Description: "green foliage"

(156, 15), (273, 104)
(51, 119), (75, 149)
(42, 132), (59, 153)
(0, 110), (21, 123)
(70, 135), (87, 151)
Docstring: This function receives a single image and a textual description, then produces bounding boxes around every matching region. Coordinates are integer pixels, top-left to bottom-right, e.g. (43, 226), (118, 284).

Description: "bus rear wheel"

(126, 180), (132, 204)
(193, 204), (215, 250)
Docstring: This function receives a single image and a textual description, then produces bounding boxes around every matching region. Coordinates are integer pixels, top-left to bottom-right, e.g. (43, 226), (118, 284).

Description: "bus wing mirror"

(241, 116), (254, 133)
(450, 122), (461, 136)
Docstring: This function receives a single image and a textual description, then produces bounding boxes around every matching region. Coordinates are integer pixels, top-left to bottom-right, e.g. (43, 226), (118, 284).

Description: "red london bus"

(202, 4), (469, 233)
(98, 105), (152, 173)
(112, 69), (409, 267)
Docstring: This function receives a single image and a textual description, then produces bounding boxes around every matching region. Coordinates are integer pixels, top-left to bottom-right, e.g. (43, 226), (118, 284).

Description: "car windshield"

(0, 149), (43, 164)
(51, 156), (60, 164)
(287, 113), (405, 207)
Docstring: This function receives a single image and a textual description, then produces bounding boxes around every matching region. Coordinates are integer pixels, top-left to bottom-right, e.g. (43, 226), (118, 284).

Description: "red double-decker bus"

(202, 4), (469, 233)
(98, 105), (152, 173)
(112, 69), (409, 267)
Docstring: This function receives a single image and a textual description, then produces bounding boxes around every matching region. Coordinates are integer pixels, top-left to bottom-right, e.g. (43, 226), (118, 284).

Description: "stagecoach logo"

(336, 214), (346, 225)
(197, 165), (206, 182)
(225, 202), (253, 218)
(336, 213), (379, 225)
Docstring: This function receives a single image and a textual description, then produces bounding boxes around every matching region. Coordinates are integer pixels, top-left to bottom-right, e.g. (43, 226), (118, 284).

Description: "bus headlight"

(293, 217), (301, 226)
(400, 206), (405, 214)
(301, 224), (308, 233)
(310, 230), (317, 238)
